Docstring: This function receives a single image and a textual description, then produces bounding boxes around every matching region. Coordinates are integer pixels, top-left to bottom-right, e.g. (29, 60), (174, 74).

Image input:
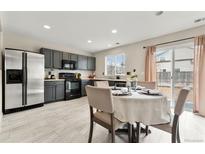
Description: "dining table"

(112, 88), (171, 143)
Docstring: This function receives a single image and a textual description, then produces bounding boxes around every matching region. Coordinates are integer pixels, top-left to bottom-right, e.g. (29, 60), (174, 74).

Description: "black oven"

(65, 80), (81, 100)
(59, 73), (81, 100)
(62, 60), (76, 70)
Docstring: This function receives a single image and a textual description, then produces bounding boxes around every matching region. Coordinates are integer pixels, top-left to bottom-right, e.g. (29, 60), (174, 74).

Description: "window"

(105, 54), (126, 76)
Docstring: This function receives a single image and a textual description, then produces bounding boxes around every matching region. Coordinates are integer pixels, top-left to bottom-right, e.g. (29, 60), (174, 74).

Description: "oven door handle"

(68, 82), (71, 90)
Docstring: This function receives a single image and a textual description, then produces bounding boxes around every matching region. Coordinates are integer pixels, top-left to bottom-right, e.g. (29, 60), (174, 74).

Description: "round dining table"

(113, 90), (171, 125)
(112, 90), (171, 142)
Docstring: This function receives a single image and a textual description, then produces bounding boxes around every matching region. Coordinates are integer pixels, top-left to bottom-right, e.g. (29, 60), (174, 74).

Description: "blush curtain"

(193, 35), (205, 116)
(145, 46), (156, 82)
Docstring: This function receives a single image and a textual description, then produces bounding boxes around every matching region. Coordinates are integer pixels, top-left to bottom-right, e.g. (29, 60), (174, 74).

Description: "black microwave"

(62, 60), (76, 70)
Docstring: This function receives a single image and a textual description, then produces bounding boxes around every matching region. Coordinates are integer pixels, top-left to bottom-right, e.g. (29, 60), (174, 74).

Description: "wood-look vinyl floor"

(0, 97), (205, 143)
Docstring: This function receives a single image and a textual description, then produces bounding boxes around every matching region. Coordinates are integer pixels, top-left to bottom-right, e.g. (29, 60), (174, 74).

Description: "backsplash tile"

(45, 69), (94, 79)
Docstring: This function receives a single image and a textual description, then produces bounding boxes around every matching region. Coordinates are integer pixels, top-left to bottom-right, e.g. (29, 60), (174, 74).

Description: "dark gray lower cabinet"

(44, 81), (65, 103)
(114, 81), (126, 87)
(44, 84), (56, 102)
(55, 82), (65, 100)
(108, 81), (115, 86)
(81, 80), (94, 96)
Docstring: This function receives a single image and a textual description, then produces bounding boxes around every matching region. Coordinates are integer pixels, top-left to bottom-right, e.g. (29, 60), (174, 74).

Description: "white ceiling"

(2, 11), (205, 53)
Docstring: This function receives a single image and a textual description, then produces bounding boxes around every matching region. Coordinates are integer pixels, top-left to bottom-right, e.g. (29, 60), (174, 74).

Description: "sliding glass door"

(156, 42), (194, 111)
(156, 49), (173, 102)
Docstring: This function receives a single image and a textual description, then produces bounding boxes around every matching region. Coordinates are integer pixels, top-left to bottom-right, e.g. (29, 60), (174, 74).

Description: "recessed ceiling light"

(112, 29), (117, 34)
(108, 44), (112, 47)
(155, 11), (164, 16)
(43, 25), (51, 29)
(87, 40), (92, 43)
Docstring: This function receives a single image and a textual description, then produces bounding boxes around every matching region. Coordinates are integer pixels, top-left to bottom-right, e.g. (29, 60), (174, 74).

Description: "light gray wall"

(0, 14), (3, 118)
(94, 25), (205, 80)
(3, 31), (92, 56)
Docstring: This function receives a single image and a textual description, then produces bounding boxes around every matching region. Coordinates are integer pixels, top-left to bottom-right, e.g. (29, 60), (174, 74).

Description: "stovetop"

(58, 73), (81, 81)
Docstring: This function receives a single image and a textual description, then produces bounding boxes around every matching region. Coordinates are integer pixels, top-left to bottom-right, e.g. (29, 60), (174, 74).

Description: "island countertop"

(81, 78), (127, 82)
(44, 79), (65, 82)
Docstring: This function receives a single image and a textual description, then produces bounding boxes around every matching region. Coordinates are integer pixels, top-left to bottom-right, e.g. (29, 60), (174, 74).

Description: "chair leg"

(132, 124), (136, 143)
(88, 120), (94, 143)
(172, 132), (176, 143)
(136, 122), (141, 143)
(145, 125), (149, 136)
(177, 124), (181, 143)
(111, 128), (115, 143)
(128, 123), (132, 143)
(172, 115), (179, 143)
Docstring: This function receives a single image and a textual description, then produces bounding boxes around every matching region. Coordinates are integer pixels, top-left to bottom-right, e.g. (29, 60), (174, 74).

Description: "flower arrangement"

(127, 69), (138, 81)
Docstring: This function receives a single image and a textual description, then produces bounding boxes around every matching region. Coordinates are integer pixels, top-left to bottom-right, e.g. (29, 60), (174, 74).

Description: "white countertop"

(81, 78), (127, 82)
(44, 79), (65, 81)
(44, 78), (127, 82)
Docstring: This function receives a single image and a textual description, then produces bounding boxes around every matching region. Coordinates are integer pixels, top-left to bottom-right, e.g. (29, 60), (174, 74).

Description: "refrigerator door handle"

(22, 52), (28, 106)
(24, 52), (28, 106)
(22, 52), (25, 106)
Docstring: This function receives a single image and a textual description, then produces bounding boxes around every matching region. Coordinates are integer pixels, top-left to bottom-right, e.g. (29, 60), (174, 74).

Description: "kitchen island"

(81, 78), (127, 96)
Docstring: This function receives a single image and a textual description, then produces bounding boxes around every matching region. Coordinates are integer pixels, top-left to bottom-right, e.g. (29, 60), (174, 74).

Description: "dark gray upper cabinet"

(70, 54), (78, 61)
(40, 48), (95, 71)
(62, 52), (70, 60)
(87, 57), (96, 70)
(53, 50), (63, 69)
(62, 52), (78, 61)
(78, 55), (88, 70)
(40, 48), (53, 68)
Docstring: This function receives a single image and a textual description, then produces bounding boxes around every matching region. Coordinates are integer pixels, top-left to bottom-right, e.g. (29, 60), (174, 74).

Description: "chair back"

(85, 85), (114, 113)
(174, 88), (190, 116)
(94, 81), (109, 88)
(137, 81), (156, 89)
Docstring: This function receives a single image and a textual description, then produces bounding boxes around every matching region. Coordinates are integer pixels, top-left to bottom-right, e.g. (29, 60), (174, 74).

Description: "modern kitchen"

(3, 46), (129, 113)
(1, 11), (205, 144)
(1, 11), (130, 114)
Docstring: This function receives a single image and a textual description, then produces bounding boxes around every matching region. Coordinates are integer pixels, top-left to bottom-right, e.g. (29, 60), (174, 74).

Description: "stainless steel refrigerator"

(3, 49), (44, 113)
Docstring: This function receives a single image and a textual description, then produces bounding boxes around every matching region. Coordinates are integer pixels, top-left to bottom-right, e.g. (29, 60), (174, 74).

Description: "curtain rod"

(143, 36), (195, 49)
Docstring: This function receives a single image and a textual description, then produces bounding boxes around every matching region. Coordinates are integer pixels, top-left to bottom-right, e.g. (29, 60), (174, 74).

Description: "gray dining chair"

(151, 88), (190, 143)
(85, 85), (123, 143)
(94, 81), (109, 88)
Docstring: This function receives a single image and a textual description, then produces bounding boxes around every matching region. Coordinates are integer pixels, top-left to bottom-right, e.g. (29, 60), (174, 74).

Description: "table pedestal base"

(115, 123), (151, 143)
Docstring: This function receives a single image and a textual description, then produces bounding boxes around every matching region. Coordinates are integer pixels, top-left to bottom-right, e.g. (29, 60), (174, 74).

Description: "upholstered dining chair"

(151, 88), (190, 143)
(94, 81), (109, 88)
(85, 85), (123, 143)
(137, 81), (156, 89)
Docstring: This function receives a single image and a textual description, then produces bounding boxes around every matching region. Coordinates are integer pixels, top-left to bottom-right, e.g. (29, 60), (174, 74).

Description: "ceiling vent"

(194, 17), (205, 23)
(155, 11), (164, 16)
